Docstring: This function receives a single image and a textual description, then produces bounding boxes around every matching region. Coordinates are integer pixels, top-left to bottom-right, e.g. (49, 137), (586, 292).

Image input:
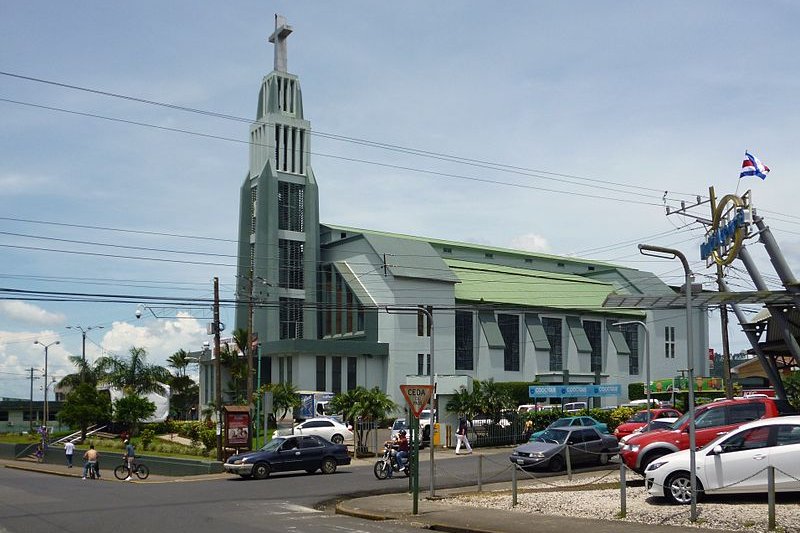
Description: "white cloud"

(0, 301), (65, 326)
(509, 234), (550, 253)
(0, 173), (54, 195)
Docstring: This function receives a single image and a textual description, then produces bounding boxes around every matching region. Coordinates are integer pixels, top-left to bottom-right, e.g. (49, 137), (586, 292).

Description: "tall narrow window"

(332, 356), (342, 394)
(621, 325), (640, 375)
(274, 124), (280, 167)
(498, 314), (520, 371)
(280, 298), (304, 339)
(316, 356), (326, 391)
(542, 317), (563, 371)
(278, 182), (305, 231)
(286, 356), (293, 384)
(278, 357), (285, 383)
(259, 356), (272, 386)
(323, 267), (332, 336)
(417, 306), (432, 337)
(583, 320), (602, 372)
(250, 186), (258, 235)
(347, 357), (357, 391)
(455, 310), (474, 371)
(417, 353), (431, 376)
(279, 239), (304, 289)
(665, 326), (676, 358)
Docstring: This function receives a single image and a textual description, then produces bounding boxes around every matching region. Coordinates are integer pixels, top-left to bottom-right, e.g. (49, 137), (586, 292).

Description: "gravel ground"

(453, 482), (800, 532)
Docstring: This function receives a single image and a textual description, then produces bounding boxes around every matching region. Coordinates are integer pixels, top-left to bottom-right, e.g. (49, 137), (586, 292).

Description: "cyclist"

(123, 439), (135, 481)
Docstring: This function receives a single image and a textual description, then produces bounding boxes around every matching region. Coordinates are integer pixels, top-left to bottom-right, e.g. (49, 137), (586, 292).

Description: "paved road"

(0, 448), (617, 533)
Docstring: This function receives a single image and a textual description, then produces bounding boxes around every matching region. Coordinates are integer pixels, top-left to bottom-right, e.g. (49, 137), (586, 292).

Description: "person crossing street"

(455, 416), (472, 455)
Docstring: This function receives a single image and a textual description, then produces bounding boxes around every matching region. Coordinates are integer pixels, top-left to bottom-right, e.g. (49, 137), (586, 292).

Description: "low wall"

(0, 443), (224, 476)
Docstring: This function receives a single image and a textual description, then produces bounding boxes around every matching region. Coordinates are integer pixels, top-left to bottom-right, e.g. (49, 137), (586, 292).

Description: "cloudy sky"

(1, 1), (798, 399)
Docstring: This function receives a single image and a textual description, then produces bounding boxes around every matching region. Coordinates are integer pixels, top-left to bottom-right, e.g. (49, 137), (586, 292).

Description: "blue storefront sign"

(529, 384), (621, 398)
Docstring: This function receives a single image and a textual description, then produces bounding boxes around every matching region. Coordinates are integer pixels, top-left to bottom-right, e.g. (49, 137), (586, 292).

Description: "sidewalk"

(335, 487), (724, 533)
(0, 458), (227, 483)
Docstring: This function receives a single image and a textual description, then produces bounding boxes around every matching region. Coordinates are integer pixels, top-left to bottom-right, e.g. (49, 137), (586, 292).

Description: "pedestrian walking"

(454, 416), (472, 455)
(64, 440), (75, 468)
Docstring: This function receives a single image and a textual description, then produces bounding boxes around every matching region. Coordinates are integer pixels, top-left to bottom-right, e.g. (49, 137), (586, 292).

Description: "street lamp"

(612, 321), (651, 428)
(66, 325), (104, 364)
(33, 340), (60, 432)
(639, 243), (698, 521)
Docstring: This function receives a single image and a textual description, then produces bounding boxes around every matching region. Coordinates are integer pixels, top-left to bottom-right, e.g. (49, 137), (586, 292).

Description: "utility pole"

(28, 367), (36, 432)
(716, 265), (734, 399)
(214, 277), (223, 462)
(246, 268), (255, 449)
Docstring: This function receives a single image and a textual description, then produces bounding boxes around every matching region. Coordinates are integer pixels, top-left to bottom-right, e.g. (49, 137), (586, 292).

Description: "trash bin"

(433, 423), (441, 446)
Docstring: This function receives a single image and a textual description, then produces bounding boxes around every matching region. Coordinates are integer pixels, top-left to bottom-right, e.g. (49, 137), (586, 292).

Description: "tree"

(58, 355), (104, 389)
(478, 379), (515, 423)
(446, 385), (480, 421)
(169, 374), (199, 420)
(97, 346), (171, 396)
(167, 349), (191, 378)
(220, 341), (248, 404)
(58, 383), (112, 441)
(329, 386), (396, 450)
(269, 382), (301, 420)
(113, 395), (156, 436)
(784, 371), (800, 411)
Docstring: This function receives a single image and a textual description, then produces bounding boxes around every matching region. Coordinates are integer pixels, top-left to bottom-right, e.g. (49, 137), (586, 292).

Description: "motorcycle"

(373, 443), (411, 479)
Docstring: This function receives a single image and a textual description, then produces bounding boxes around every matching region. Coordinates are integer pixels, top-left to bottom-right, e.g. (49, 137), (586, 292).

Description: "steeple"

(269, 14), (293, 73)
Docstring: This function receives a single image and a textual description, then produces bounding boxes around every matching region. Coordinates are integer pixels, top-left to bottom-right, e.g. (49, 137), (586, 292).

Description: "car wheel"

(548, 455), (565, 472)
(252, 462), (270, 480)
(665, 471), (698, 505)
(597, 450), (610, 465)
(640, 450), (669, 474)
(331, 434), (344, 444)
(320, 457), (337, 475)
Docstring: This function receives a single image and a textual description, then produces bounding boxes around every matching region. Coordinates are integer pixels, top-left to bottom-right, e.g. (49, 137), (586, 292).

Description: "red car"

(620, 396), (789, 475)
(613, 408), (682, 439)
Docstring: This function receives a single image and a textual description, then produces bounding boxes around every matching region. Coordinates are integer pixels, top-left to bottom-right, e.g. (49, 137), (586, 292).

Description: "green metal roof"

(445, 259), (642, 316)
(323, 223), (623, 270)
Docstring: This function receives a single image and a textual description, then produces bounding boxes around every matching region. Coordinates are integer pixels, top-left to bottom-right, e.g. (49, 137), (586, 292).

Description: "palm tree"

(167, 349), (191, 378)
(220, 342), (247, 403)
(58, 355), (103, 389)
(96, 346), (171, 396)
(330, 386), (396, 451)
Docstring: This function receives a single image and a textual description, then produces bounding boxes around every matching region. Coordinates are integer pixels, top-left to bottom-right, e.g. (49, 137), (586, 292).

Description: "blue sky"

(1, 1), (798, 399)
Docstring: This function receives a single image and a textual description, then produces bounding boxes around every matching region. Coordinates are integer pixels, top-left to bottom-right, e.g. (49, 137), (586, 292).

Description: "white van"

(563, 401), (587, 414)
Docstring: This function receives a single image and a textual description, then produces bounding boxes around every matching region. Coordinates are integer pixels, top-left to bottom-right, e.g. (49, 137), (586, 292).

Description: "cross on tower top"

(269, 14), (293, 73)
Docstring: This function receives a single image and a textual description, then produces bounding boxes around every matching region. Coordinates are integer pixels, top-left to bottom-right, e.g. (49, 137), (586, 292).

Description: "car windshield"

(550, 419), (572, 428)
(259, 438), (286, 452)
(534, 428), (569, 444)
(392, 419), (406, 430)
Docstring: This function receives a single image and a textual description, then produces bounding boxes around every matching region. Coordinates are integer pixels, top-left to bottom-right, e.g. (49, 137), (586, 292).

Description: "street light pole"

(385, 305), (436, 499)
(639, 243), (697, 522)
(214, 276), (223, 462)
(66, 325), (104, 377)
(33, 340), (60, 432)
(613, 321), (651, 428)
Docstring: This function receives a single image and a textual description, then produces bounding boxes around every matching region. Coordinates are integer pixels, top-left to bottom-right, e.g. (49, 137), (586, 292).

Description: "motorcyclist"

(383, 429), (409, 479)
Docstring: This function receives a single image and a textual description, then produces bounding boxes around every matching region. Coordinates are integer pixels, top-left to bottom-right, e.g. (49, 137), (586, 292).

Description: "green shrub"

(140, 428), (155, 450)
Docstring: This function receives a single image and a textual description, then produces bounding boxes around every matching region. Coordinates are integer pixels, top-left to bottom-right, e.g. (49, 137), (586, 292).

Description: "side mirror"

(711, 445), (723, 455)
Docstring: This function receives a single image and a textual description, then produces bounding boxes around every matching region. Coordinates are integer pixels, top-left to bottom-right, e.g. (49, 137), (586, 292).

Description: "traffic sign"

(400, 385), (434, 418)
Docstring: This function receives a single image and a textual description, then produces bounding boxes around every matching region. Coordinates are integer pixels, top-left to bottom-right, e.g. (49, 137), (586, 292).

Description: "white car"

(645, 415), (800, 504)
(275, 417), (354, 444)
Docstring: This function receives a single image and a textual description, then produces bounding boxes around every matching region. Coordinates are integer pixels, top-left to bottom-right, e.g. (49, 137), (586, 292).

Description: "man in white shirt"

(64, 440), (75, 468)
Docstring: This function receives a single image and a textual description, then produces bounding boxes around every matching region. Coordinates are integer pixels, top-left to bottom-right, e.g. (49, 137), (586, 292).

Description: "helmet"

(124, 439), (129, 444)
(399, 429), (406, 436)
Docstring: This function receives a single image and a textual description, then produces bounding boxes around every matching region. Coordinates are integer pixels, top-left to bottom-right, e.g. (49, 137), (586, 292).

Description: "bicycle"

(114, 458), (149, 480)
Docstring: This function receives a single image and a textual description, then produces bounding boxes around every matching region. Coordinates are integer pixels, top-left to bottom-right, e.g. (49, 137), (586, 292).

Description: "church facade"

(200, 18), (709, 418)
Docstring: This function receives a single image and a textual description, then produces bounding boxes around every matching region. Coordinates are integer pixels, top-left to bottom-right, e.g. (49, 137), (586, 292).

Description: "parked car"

(645, 416), (800, 504)
(619, 417), (679, 444)
(275, 417), (353, 444)
(223, 435), (351, 479)
(473, 412), (512, 428)
(613, 408), (682, 439)
(531, 416), (609, 439)
(510, 426), (619, 472)
(621, 396), (793, 475)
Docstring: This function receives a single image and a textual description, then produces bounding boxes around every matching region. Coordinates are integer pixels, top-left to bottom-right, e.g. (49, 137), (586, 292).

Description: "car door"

(693, 404), (732, 448)
(702, 425), (770, 494)
(276, 437), (303, 471)
(566, 429), (592, 464)
(298, 436), (325, 470)
(769, 424), (800, 491)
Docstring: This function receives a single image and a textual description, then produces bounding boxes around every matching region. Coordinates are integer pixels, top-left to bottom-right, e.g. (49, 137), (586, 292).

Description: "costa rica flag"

(740, 151), (770, 180)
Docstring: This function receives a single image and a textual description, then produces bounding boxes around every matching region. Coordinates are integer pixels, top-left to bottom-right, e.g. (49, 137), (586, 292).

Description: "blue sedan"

(530, 416), (609, 439)
(224, 435), (351, 479)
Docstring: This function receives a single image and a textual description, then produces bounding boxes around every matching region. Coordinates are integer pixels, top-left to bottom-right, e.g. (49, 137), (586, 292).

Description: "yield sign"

(400, 385), (434, 418)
